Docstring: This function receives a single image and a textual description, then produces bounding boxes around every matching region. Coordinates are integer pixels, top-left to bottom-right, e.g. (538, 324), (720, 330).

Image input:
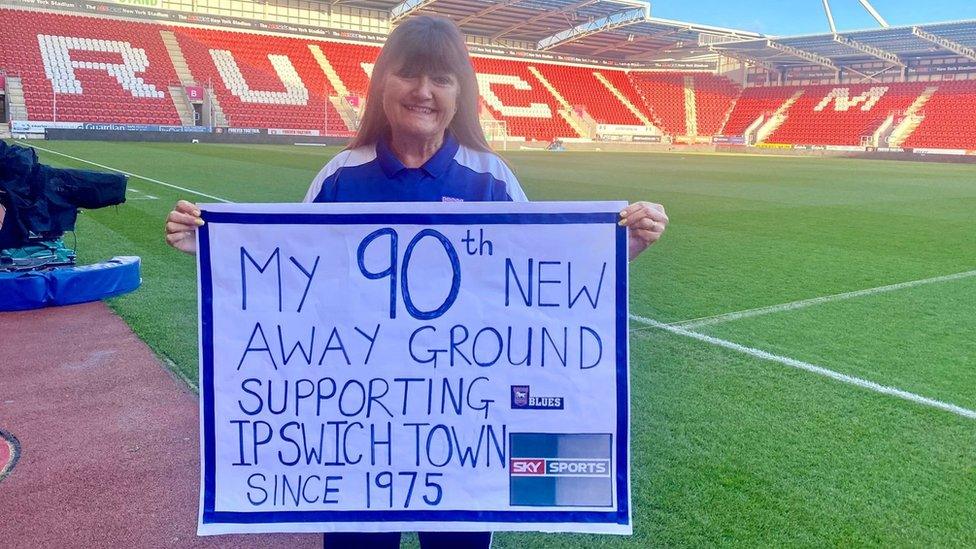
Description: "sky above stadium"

(652, 0), (976, 36)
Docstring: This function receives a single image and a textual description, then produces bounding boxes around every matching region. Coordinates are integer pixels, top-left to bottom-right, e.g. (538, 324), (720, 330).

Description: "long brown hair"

(347, 15), (491, 152)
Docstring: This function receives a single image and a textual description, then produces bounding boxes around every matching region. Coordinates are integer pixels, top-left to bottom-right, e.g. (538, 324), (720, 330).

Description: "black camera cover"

(0, 141), (127, 249)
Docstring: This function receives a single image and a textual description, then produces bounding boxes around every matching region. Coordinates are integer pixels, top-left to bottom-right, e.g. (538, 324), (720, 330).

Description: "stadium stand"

(594, 70), (662, 128)
(4, 6), (976, 150)
(171, 27), (347, 132)
(470, 57), (578, 141)
(0, 9), (181, 125)
(693, 74), (740, 136)
(903, 81), (976, 150)
(628, 72), (687, 135)
(721, 86), (801, 137)
(324, 42), (379, 99)
(765, 82), (927, 146)
(531, 64), (642, 126)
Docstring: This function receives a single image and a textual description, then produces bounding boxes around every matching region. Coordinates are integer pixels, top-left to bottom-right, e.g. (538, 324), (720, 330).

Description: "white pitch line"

(29, 143), (232, 203)
(631, 313), (976, 421)
(672, 269), (976, 329)
(126, 189), (159, 200)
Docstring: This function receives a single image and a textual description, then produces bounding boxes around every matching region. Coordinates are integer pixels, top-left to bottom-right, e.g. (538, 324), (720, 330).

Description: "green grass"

(20, 140), (976, 547)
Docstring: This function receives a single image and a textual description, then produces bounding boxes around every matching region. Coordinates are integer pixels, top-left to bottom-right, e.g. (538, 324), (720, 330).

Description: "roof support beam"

(912, 26), (976, 62)
(711, 47), (779, 73)
(843, 63), (899, 83)
(390, 0), (439, 23)
(858, 0), (889, 28)
(766, 40), (838, 71)
(456, 0), (524, 26)
(821, 0), (837, 34)
(538, 6), (649, 51)
(492, 0), (598, 40)
(833, 34), (904, 66)
(588, 26), (689, 56)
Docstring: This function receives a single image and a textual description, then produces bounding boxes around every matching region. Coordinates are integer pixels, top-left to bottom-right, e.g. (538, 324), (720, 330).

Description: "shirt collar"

(376, 132), (459, 179)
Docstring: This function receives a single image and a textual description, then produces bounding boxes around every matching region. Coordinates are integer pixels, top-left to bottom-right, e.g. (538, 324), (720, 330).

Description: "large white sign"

(196, 201), (631, 535)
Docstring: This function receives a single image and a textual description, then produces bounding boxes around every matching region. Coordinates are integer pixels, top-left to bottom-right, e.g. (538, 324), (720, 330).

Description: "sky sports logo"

(510, 458), (611, 477)
(509, 433), (614, 507)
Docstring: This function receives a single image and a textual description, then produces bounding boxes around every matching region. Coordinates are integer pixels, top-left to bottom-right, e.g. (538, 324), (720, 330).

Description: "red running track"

(0, 301), (319, 547)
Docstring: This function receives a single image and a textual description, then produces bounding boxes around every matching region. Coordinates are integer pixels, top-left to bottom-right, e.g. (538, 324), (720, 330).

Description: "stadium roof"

(334, 0), (761, 61)
(708, 19), (976, 72)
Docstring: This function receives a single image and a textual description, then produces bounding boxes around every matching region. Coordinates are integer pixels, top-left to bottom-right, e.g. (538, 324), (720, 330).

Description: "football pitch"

(23, 140), (976, 547)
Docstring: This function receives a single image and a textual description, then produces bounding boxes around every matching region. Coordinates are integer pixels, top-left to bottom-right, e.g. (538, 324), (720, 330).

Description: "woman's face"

(382, 69), (459, 145)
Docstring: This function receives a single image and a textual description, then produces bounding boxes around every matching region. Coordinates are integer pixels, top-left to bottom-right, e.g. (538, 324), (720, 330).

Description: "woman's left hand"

(619, 201), (669, 261)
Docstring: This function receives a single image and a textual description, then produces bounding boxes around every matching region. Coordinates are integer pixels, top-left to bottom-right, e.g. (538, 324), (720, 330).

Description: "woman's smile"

(404, 104), (436, 115)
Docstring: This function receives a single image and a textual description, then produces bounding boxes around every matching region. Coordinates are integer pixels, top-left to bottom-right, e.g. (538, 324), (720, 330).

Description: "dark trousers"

(324, 531), (492, 548)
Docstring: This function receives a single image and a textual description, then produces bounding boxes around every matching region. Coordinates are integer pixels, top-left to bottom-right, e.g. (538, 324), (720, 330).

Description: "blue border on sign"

(199, 219), (218, 516)
(199, 210), (629, 526)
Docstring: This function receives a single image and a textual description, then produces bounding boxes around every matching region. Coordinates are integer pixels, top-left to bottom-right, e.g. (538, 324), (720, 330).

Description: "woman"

(165, 14), (667, 548)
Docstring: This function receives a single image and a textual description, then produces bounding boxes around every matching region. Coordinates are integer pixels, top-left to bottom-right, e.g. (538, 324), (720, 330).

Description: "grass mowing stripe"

(630, 313), (976, 421)
(671, 268), (976, 329)
(28, 143), (233, 203)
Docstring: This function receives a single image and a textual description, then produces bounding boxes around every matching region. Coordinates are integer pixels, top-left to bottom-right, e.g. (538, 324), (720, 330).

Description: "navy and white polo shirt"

(303, 133), (527, 204)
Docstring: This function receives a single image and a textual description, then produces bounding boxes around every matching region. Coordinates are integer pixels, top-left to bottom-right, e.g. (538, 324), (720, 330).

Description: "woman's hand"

(165, 200), (203, 255)
(619, 202), (668, 261)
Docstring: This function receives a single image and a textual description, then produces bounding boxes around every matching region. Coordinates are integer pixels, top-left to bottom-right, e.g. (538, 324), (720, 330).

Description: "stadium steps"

(328, 96), (358, 132)
(168, 85), (196, 126)
(6, 77), (28, 122)
(755, 89), (804, 143)
(525, 66), (587, 138)
(557, 107), (597, 139)
(592, 72), (658, 130)
(160, 30), (228, 127)
(206, 90), (229, 127)
(160, 31), (196, 85)
(717, 97), (737, 135)
(743, 114), (765, 143)
(872, 114), (896, 147)
(308, 44), (351, 98)
(683, 75), (698, 137)
(308, 44), (357, 131)
(0, 123), (9, 138)
(888, 86), (939, 147)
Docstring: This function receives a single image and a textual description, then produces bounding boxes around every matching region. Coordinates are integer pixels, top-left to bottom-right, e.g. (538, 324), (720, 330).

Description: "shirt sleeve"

(503, 170), (528, 203)
(489, 155), (528, 202)
(303, 149), (362, 203)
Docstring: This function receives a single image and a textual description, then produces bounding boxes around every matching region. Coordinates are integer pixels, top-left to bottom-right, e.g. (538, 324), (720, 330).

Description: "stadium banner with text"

(11, 120), (84, 134)
(596, 124), (659, 137)
(268, 128), (322, 136)
(195, 201), (631, 535)
(712, 136), (746, 145)
(11, 121), (210, 134)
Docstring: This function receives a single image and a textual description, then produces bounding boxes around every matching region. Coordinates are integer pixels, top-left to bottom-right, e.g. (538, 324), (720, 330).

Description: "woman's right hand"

(165, 199), (203, 255)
